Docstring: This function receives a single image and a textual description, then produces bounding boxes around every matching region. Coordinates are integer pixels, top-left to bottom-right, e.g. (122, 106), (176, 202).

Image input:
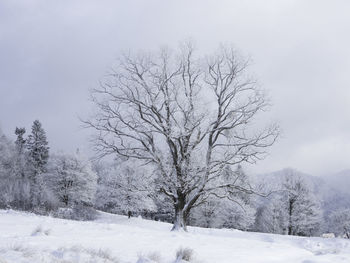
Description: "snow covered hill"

(1, 210), (350, 263)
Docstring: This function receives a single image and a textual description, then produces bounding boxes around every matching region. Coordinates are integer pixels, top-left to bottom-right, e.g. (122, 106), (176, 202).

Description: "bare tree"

(84, 43), (279, 231)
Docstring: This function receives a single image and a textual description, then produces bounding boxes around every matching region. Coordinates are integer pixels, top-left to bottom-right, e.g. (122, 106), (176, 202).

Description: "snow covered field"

(0, 210), (350, 263)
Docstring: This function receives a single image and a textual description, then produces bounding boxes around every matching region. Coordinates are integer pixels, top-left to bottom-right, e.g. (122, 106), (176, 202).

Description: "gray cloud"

(1, 0), (349, 175)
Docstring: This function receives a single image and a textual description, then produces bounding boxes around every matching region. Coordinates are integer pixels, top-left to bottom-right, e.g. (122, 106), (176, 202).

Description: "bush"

(175, 247), (194, 262)
(53, 207), (74, 219)
(72, 204), (97, 221)
(31, 225), (51, 236)
(53, 204), (97, 221)
(136, 251), (162, 263)
(0, 243), (35, 258)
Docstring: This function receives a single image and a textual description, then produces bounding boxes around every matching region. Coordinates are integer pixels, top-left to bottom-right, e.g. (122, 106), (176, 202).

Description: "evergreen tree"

(27, 120), (49, 174)
(26, 120), (49, 208)
(15, 127), (26, 154)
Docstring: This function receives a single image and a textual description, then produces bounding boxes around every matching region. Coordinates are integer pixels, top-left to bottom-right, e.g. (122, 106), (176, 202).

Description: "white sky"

(1, 0), (350, 175)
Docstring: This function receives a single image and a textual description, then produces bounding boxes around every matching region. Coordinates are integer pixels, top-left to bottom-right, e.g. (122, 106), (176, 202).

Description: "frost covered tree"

(15, 127), (26, 154)
(192, 165), (256, 230)
(47, 153), (97, 208)
(254, 196), (286, 234)
(27, 120), (49, 174)
(0, 130), (30, 209)
(11, 127), (31, 209)
(329, 209), (350, 238)
(26, 120), (49, 207)
(221, 199), (256, 230)
(191, 197), (255, 230)
(190, 199), (223, 228)
(113, 162), (156, 217)
(85, 43), (279, 231)
(0, 131), (15, 207)
(282, 173), (321, 236)
(94, 162), (121, 212)
(95, 159), (156, 216)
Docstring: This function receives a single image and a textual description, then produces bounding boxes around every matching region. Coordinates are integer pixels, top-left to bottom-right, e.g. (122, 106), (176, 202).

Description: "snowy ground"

(0, 210), (350, 263)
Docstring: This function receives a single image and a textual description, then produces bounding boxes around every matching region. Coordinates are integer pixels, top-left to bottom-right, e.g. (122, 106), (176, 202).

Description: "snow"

(0, 210), (350, 263)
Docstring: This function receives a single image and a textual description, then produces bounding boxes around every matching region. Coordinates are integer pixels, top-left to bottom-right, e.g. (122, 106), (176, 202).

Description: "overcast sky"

(1, 0), (349, 176)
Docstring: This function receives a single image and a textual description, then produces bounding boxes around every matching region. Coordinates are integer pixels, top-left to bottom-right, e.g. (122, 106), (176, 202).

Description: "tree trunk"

(172, 209), (187, 231)
(345, 231), (350, 239)
(171, 193), (188, 231)
(30, 173), (38, 208)
(288, 199), (294, 235)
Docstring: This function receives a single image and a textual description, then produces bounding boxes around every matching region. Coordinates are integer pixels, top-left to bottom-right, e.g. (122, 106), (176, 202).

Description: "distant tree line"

(1, 122), (349, 237)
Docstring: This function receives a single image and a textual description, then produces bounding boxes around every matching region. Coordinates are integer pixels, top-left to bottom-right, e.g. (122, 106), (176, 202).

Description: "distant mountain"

(253, 168), (350, 216)
(320, 170), (350, 216)
(253, 167), (324, 193)
(322, 169), (350, 195)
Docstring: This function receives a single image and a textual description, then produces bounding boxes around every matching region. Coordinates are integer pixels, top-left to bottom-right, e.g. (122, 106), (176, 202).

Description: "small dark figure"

(128, 211), (132, 219)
